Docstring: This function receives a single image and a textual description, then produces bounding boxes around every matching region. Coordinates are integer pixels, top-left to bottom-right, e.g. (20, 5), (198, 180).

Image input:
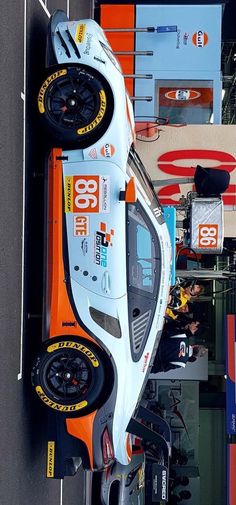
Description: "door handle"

(101, 271), (111, 294)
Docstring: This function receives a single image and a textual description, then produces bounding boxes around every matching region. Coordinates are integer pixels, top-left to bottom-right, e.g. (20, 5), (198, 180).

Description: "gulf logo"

(165, 89), (201, 101)
(192, 31), (208, 47)
(100, 143), (115, 158)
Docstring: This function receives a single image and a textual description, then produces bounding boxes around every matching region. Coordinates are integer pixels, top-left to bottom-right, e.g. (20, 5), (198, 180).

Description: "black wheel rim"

(44, 349), (93, 403)
(46, 71), (100, 129)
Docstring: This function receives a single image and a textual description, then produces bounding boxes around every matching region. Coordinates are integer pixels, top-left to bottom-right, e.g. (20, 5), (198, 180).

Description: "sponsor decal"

(47, 441), (55, 478)
(153, 206), (162, 218)
(192, 30), (208, 47)
(75, 23), (86, 43)
(161, 470), (167, 500)
(73, 215), (89, 236)
(83, 33), (93, 55)
(183, 32), (189, 45)
(88, 148), (97, 159)
(47, 341), (100, 367)
(178, 341), (187, 357)
(38, 69), (67, 113)
(100, 176), (110, 213)
(231, 413), (236, 432)
(142, 352), (150, 373)
(231, 414), (236, 433)
(95, 222), (114, 268)
(100, 144), (115, 158)
(64, 175), (110, 214)
(62, 321), (77, 327)
(153, 474), (158, 494)
(36, 386), (88, 412)
(77, 89), (106, 135)
(81, 238), (88, 256)
(153, 206), (165, 225)
(64, 175), (73, 212)
(176, 29), (181, 49)
(164, 89), (201, 101)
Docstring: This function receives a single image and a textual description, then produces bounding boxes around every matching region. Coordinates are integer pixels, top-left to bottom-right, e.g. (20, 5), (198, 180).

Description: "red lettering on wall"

(222, 185), (236, 205)
(158, 149), (236, 176)
(157, 184), (182, 205)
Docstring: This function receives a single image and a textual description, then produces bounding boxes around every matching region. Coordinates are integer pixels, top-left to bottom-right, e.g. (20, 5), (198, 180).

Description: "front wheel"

(37, 65), (114, 148)
(31, 337), (106, 415)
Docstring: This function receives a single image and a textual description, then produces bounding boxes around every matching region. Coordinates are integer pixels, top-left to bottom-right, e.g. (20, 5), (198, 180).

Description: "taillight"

(102, 428), (114, 465)
(126, 433), (133, 462)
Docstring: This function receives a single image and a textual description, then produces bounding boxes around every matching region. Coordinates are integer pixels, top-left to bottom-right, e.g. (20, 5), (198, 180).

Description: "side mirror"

(119, 177), (137, 203)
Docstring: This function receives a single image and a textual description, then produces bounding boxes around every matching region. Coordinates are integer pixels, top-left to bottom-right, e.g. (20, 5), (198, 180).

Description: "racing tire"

(37, 64), (114, 148)
(31, 337), (106, 415)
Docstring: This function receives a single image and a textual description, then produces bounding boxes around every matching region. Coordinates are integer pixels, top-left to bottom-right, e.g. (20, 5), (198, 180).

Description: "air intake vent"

(89, 307), (121, 338)
(131, 310), (151, 354)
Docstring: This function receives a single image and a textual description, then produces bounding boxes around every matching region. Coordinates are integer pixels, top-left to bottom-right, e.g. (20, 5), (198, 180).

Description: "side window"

(127, 204), (159, 295)
(127, 202), (161, 361)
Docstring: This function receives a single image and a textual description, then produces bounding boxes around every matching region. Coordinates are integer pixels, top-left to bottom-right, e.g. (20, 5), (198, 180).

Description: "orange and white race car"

(31, 10), (172, 478)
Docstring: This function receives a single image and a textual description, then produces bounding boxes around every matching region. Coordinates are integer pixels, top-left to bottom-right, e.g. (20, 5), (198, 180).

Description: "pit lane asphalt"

(0, 1), (91, 504)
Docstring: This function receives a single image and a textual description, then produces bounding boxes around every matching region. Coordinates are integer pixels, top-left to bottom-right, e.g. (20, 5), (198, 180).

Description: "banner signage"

(137, 125), (236, 236)
(226, 315), (236, 434)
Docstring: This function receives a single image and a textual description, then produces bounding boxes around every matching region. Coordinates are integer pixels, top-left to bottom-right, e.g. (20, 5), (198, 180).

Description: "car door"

(62, 159), (127, 299)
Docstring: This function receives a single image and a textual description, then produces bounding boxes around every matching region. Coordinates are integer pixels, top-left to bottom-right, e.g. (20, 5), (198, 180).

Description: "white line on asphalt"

(67, 0), (70, 18)
(18, 0), (27, 382)
(60, 479), (64, 505)
(90, 0), (95, 19)
(38, 0), (50, 17)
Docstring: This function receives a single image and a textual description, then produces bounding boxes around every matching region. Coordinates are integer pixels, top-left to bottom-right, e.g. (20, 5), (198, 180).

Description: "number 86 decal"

(198, 224), (218, 248)
(74, 178), (99, 211)
(64, 175), (100, 213)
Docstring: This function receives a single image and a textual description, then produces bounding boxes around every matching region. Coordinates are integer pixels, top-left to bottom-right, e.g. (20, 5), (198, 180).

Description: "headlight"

(100, 41), (122, 73)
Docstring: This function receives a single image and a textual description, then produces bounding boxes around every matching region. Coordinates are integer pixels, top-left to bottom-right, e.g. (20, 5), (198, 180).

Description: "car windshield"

(128, 147), (160, 207)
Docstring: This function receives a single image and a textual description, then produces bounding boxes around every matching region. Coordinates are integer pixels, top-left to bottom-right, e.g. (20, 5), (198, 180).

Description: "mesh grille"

(131, 310), (151, 354)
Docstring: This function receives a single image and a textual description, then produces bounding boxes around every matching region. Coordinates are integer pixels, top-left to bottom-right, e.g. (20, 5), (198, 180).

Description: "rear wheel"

(31, 337), (106, 415)
(37, 65), (114, 148)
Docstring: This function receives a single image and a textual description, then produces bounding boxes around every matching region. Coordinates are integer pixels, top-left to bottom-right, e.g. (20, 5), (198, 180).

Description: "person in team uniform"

(151, 331), (207, 373)
(166, 282), (204, 320)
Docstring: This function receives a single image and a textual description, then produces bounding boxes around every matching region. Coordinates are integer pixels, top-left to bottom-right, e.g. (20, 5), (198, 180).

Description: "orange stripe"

(229, 444), (236, 505)
(126, 96), (136, 143)
(47, 148), (97, 344)
(227, 315), (235, 382)
(100, 5), (135, 96)
(66, 411), (97, 469)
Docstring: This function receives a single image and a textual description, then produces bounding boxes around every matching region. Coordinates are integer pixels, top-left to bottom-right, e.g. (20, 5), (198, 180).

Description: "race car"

(85, 452), (146, 505)
(31, 10), (172, 477)
(85, 420), (170, 505)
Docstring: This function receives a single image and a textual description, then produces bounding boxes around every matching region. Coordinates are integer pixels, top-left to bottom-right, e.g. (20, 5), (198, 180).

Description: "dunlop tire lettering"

(77, 89), (106, 135)
(36, 385), (88, 412)
(38, 69), (67, 113)
(47, 340), (100, 367)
